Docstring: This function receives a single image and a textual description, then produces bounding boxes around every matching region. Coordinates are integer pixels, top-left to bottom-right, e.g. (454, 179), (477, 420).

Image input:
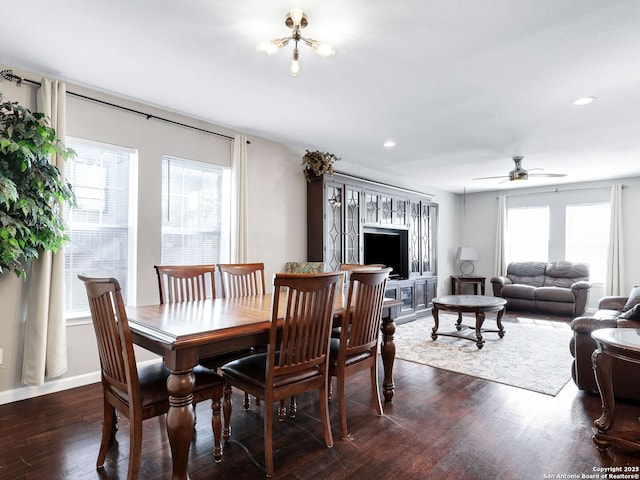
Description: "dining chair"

(221, 271), (342, 478)
(329, 267), (391, 439)
(217, 262), (267, 411)
(78, 274), (225, 480)
(154, 264), (256, 412)
(332, 263), (386, 337)
(217, 262), (266, 297)
(154, 264), (216, 303)
(338, 263), (386, 293)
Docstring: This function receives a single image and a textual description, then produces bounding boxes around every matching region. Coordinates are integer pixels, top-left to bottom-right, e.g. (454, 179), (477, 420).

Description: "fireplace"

(363, 227), (409, 280)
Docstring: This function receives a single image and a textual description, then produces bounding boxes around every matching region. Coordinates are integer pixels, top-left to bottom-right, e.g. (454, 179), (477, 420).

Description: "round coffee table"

(431, 295), (507, 349)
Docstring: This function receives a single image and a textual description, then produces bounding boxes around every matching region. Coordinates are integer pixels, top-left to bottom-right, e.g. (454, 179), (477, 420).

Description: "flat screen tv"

(363, 227), (409, 279)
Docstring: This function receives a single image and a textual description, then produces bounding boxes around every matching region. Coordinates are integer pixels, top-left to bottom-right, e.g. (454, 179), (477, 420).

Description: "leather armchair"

(569, 292), (640, 401)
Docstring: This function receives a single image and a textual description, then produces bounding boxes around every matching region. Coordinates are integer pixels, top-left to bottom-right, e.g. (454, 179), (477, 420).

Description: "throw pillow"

(619, 303), (640, 321)
(622, 286), (640, 312)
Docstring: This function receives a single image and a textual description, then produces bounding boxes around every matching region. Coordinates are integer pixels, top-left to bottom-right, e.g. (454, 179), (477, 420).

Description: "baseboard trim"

(0, 358), (162, 406)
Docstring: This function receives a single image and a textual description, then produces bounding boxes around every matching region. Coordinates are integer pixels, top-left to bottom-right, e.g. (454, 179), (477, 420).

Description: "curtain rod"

(496, 184), (627, 198)
(1, 69), (247, 143)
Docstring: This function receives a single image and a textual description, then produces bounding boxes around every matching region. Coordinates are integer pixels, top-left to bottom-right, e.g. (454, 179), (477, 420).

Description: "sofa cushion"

(506, 261), (547, 287)
(543, 261), (590, 288)
(619, 303), (640, 320)
(622, 286), (640, 312)
(535, 286), (575, 302)
(501, 284), (536, 300)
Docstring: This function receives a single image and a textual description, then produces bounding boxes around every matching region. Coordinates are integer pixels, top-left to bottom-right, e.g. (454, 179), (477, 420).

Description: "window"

(565, 203), (610, 283)
(64, 139), (137, 317)
(506, 206), (549, 263)
(161, 156), (228, 265)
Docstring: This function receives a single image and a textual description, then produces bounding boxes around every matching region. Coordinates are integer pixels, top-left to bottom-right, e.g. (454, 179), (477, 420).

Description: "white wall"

(457, 179), (640, 310)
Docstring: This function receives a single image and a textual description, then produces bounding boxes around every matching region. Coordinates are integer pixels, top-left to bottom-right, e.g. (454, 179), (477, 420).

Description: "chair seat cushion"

(328, 338), (373, 368)
(198, 348), (256, 370)
(112, 363), (223, 408)
(221, 353), (322, 390)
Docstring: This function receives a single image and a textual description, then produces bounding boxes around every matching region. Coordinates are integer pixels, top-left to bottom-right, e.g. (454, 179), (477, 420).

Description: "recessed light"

(383, 141), (396, 148)
(572, 96), (596, 106)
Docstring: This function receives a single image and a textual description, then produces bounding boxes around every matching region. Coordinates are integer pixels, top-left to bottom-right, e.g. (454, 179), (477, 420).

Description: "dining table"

(126, 292), (402, 480)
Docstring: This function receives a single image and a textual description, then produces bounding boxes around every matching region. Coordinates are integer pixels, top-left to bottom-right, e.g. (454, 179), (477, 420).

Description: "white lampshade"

(456, 247), (479, 261)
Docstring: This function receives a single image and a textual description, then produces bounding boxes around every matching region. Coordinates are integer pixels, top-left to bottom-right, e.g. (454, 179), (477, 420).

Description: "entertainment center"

(306, 172), (438, 322)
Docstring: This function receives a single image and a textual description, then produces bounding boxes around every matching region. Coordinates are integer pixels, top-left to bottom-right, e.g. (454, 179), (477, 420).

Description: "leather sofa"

(491, 261), (591, 316)
(569, 287), (640, 400)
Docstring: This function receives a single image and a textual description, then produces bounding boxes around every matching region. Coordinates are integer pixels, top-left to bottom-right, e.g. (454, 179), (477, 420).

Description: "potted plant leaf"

(0, 93), (75, 278)
(302, 149), (340, 182)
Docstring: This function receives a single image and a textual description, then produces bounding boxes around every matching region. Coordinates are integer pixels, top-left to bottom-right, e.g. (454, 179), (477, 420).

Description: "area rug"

(393, 313), (573, 396)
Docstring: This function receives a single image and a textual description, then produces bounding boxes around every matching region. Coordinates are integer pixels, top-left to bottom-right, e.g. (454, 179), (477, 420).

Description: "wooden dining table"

(126, 292), (402, 480)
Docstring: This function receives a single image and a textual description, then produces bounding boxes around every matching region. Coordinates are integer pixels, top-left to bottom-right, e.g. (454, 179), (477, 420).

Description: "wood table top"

(433, 295), (506, 308)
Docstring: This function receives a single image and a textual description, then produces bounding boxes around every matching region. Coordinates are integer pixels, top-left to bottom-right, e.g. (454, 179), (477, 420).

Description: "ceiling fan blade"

(528, 173), (567, 178)
(472, 175), (509, 180)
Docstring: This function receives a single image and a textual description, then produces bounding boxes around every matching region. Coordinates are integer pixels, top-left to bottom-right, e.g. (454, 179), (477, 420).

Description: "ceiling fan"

(473, 156), (567, 182)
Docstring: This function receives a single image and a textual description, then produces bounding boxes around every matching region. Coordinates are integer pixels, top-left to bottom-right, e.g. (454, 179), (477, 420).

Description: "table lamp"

(456, 247), (478, 275)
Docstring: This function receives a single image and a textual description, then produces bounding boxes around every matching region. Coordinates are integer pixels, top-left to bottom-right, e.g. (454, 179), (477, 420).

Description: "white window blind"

(64, 139), (136, 316)
(506, 206), (549, 263)
(161, 156), (226, 265)
(565, 203), (610, 283)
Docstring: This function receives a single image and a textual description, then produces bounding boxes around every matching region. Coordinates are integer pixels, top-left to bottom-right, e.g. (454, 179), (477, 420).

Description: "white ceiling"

(2, 0), (639, 193)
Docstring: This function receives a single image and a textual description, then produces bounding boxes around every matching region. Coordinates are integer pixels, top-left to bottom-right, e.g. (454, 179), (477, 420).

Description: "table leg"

(431, 304), (440, 340)
(474, 311), (486, 349)
(592, 348), (615, 450)
(381, 307), (398, 403)
(166, 369), (196, 480)
(496, 307), (505, 338)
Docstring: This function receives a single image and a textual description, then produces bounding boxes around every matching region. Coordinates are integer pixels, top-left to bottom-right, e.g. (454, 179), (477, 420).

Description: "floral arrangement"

(302, 149), (340, 182)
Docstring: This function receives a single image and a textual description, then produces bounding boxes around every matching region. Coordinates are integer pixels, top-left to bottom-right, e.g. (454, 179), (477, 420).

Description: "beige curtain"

(493, 195), (508, 276)
(230, 135), (248, 263)
(22, 78), (68, 386)
(605, 184), (625, 296)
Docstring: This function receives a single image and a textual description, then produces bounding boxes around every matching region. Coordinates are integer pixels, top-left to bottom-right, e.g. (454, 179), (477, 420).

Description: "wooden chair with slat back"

(78, 274), (225, 480)
(154, 264), (216, 303)
(216, 262), (267, 412)
(329, 267), (391, 439)
(217, 262), (266, 297)
(154, 264), (256, 415)
(339, 263), (386, 292)
(221, 271), (342, 478)
(332, 263), (386, 338)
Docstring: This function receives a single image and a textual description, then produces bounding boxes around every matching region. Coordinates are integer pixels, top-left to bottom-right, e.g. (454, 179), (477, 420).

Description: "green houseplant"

(302, 149), (340, 182)
(0, 94), (75, 278)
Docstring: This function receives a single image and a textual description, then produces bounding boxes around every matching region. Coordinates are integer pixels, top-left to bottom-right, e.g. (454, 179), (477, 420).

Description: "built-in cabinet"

(307, 173), (438, 322)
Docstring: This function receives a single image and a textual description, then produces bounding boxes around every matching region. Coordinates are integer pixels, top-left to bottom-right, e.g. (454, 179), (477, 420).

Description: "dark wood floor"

(1, 359), (639, 479)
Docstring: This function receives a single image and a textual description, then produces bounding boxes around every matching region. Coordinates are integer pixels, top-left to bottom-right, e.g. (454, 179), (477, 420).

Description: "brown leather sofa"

(491, 261), (591, 316)
(569, 287), (640, 400)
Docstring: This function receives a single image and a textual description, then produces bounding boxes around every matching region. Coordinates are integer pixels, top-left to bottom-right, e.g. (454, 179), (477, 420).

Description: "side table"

(591, 328), (640, 452)
(450, 275), (486, 295)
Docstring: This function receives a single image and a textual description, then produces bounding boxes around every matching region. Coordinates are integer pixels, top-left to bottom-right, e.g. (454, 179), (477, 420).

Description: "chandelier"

(256, 8), (335, 77)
